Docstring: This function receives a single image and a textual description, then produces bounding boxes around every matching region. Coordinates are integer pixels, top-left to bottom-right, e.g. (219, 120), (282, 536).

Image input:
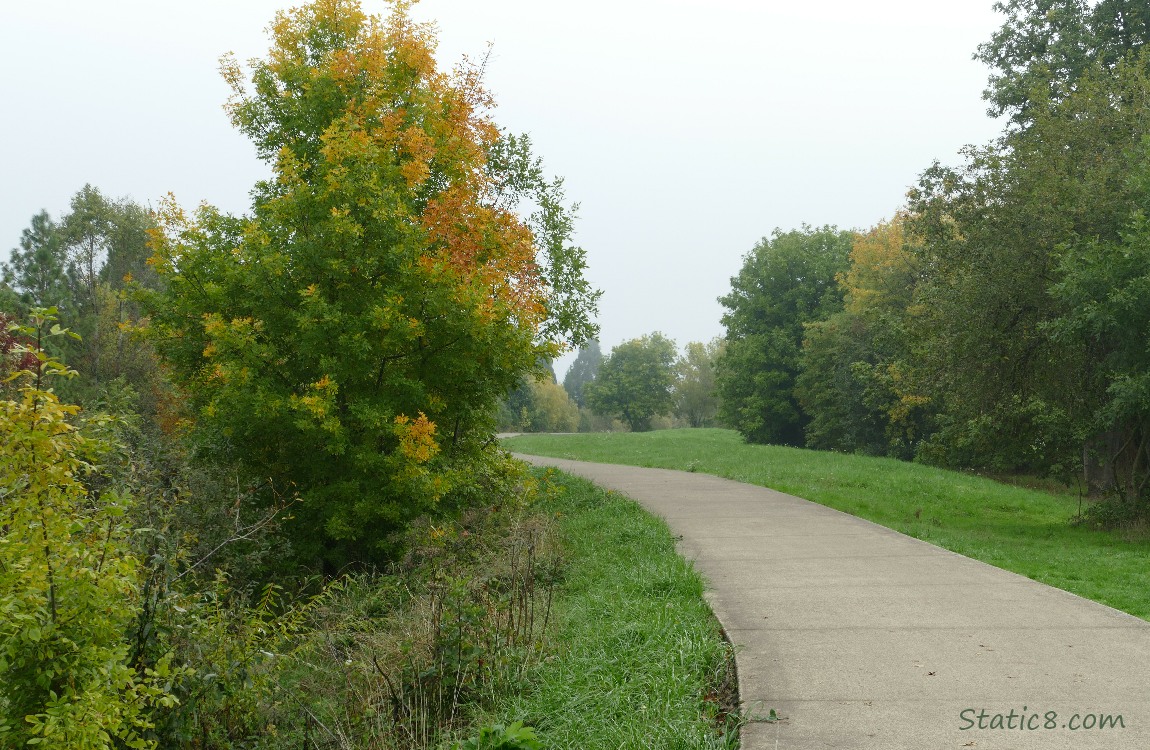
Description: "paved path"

(515, 455), (1150, 749)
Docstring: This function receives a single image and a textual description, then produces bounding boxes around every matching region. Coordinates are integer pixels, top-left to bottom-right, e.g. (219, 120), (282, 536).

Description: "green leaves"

(716, 226), (853, 445)
(0, 311), (174, 750)
(453, 721), (543, 750)
(585, 333), (677, 433)
(675, 338), (723, 429)
(143, 1), (597, 567)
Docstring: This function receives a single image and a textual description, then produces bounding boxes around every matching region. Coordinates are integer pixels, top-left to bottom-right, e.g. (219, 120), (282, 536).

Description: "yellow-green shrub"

(0, 311), (175, 749)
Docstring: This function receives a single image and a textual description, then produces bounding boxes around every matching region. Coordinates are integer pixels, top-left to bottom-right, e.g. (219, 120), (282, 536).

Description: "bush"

(0, 310), (176, 749)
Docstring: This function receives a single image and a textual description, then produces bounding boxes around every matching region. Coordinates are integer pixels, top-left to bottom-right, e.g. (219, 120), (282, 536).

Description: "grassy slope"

(491, 469), (735, 749)
(504, 429), (1150, 621)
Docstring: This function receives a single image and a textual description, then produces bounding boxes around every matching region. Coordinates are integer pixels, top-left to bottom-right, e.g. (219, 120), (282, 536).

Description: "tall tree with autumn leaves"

(143, 0), (598, 567)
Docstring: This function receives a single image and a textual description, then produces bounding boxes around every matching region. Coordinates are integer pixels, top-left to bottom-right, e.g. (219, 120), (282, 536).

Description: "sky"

(0, 0), (1007, 379)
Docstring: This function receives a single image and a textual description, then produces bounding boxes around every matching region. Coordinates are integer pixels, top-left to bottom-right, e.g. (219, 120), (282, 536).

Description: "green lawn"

(504, 429), (1150, 620)
(493, 469), (736, 749)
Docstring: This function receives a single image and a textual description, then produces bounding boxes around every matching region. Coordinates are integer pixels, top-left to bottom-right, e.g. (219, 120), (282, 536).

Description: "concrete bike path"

(514, 454), (1150, 750)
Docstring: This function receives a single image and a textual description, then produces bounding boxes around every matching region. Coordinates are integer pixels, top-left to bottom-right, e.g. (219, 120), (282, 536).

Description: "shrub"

(0, 310), (176, 749)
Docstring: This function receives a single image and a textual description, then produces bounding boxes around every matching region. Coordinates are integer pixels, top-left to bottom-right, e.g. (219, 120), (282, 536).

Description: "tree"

(716, 226), (853, 445)
(100, 198), (160, 293)
(1039, 80), (1150, 506)
(4, 190), (160, 404)
(523, 377), (579, 432)
(1050, 200), (1150, 506)
(562, 339), (601, 409)
(585, 333), (677, 432)
(62, 184), (115, 316)
(976, 0), (1150, 127)
(976, 0), (1094, 126)
(906, 50), (1150, 474)
(796, 216), (926, 457)
(2, 211), (70, 313)
(497, 358), (579, 433)
(142, 1), (598, 567)
(674, 338), (723, 428)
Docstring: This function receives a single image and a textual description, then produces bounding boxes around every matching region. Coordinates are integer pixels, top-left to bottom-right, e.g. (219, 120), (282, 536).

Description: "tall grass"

(505, 429), (1150, 620)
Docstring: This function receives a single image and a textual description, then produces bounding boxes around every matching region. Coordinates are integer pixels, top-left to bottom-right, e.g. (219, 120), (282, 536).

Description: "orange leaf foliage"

(394, 412), (439, 463)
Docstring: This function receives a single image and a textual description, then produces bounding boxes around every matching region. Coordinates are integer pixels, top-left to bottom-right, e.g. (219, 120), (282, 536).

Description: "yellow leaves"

(296, 394), (327, 418)
(383, 2), (438, 80)
(199, 315), (266, 387)
(885, 362), (930, 426)
(145, 194), (193, 275)
(841, 213), (921, 317)
(326, 204), (364, 237)
(289, 374), (341, 438)
(275, 146), (309, 192)
(399, 125), (435, 186)
(201, 314), (226, 338)
(219, 53), (247, 126)
(267, 0), (368, 79)
(202, 314), (261, 341)
(394, 412), (439, 463)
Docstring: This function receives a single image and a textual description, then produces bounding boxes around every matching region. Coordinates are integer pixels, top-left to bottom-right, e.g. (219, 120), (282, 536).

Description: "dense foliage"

(0, 1), (606, 745)
(715, 227), (854, 445)
(675, 338), (723, 428)
(976, 0), (1150, 126)
(561, 339), (601, 409)
(716, 2), (1150, 520)
(142, 1), (598, 567)
(1, 185), (162, 412)
(498, 364), (580, 433)
(0, 313), (176, 749)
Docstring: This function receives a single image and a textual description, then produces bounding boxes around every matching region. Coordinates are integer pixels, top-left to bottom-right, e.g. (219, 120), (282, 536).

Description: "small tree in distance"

(675, 338), (724, 428)
(585, 333), (677, 432)
(562, 339), (602, 409)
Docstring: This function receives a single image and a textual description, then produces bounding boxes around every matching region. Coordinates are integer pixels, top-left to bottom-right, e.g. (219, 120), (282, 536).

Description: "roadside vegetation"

(499, 470), (738, 749)
(0, 2), (627, 746)
(504, 429), (1150, 620)
(1, 307), (735, 748)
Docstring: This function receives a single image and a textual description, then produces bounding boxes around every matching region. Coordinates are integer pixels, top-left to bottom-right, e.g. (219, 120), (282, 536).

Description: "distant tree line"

(716, 0), (1150, 523)
(497, 335), (725, 434)
(1, 185), (165, 411)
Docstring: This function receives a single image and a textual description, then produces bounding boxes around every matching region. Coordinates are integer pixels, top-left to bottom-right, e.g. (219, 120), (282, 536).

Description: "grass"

(503, 428), (1150, 621)
(487, 469), (738, 749)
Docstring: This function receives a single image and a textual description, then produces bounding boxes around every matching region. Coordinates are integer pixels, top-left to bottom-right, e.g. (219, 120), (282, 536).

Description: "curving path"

(514, 454), (1150, 750)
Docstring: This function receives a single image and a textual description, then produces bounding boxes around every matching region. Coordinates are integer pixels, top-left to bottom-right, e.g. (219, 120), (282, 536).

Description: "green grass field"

(504, 429), (1150, 620)
(494, 469), (736, 749)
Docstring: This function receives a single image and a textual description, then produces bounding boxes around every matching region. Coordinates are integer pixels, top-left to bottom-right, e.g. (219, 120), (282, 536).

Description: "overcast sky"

(1, 0), (1007, 378)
